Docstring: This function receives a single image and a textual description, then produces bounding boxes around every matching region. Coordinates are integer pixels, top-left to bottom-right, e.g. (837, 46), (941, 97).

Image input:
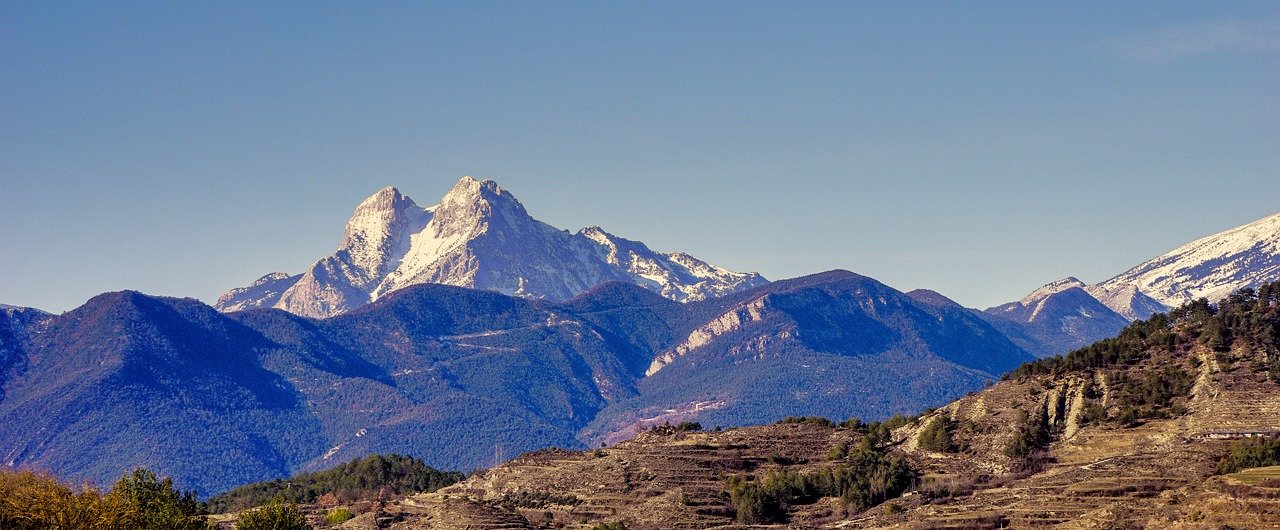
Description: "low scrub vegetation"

(776, 416), (836, 428)
(648, 421), (702, 435)
(236, 498), (307, 530)
(496, 490), (582, 510)
(324, 507), (354, 524)
(839, 414), (915, 446)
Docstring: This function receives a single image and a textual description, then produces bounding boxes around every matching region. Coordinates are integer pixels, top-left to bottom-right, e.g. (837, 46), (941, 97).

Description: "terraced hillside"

(332, 421), (872, 529)
(319, 282), (1280, 528)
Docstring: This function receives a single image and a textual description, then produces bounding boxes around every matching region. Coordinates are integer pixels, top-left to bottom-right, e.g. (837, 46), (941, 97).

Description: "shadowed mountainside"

(0, 271), (1031, 495)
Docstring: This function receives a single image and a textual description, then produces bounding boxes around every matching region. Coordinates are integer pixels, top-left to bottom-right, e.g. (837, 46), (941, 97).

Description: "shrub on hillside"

(648, 421), (702, 435)
(776, 416), (835, 428)
(324, 507), (354, 524)
(111, 468), (209, 530)
(826, 441), (850, 461)
(0, 469), (115, 529)
(725, 475), (783, 524)
(1004, 408), (1051, 459)
(1217, 438), (1280, 475)
(917, 417), (957, 453)
(836, 414), (914, 447)
(235, 498), (307, 530)
(725, 442), (915, 523)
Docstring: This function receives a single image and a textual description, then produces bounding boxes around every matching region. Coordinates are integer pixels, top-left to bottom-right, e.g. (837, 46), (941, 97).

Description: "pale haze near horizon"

(2, 2), (1277, 313)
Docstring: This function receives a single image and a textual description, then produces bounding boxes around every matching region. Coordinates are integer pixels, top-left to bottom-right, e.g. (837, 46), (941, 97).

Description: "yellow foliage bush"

(0, 468), (208, 530)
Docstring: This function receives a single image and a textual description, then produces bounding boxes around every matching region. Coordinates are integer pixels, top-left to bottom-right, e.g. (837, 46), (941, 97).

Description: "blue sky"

(2, 1), (1277, 312)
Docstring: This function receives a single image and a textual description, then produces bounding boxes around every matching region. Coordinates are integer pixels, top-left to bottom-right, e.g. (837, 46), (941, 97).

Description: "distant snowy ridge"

(217, 177), (767, 317)
(986, 211), (1280, 356)
(982, 277), (1132, 356)
(1016, 277), (1087, 310)
(1095, 212), (1280, 308)
(1000, 211), (1279, 322)
(998, 276), (1167, 323)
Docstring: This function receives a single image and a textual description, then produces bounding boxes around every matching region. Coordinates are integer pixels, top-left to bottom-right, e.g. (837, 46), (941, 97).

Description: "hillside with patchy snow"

(1095, 212), (1280, 308)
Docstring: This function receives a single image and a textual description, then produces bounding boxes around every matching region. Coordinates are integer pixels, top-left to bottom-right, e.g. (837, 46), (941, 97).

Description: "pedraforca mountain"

(217, 177), (768, 317)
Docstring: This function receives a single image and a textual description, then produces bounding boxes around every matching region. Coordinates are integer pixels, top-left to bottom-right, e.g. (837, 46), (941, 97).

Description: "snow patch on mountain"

(1017, 277), (1086, 312)
(213, 272), (302, 313)
(1083, 283), (1167, 321)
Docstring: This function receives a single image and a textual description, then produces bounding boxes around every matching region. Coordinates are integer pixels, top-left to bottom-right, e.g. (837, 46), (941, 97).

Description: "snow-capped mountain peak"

(217, 176), (768, 317)
(1018, 277), (1086, 306)
(339, 186), (429, 288)
(987, 211), (1278, 356)
(999, 211), (1280, 322)
(440, 176), (507, 206)
(435, 177), (529, 225)
(1096, 212), (1280, 307)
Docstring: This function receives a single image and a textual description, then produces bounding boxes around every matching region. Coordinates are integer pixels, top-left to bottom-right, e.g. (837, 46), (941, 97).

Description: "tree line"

(208, 453), (463, 513)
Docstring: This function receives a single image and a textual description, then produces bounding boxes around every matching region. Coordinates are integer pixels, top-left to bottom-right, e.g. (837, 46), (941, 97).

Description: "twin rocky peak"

(216, 177), (768, 317)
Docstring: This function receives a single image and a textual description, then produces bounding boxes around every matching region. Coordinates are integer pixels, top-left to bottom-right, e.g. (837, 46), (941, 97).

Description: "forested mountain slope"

(0, 272), (1031, 496)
